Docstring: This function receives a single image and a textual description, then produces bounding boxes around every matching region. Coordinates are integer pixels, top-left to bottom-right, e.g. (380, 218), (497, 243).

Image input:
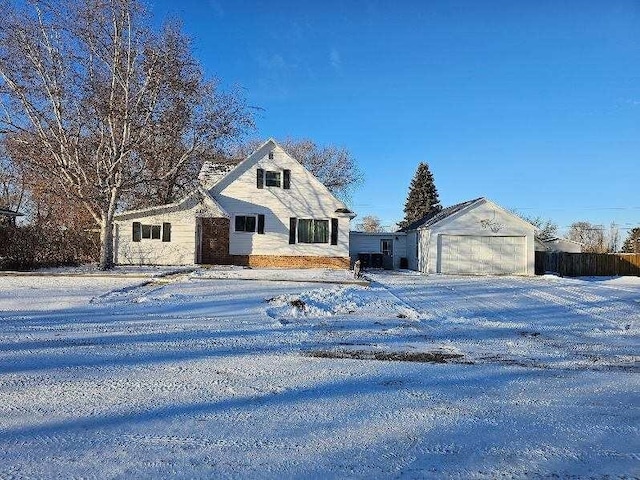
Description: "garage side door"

(439, 235), (526, 275)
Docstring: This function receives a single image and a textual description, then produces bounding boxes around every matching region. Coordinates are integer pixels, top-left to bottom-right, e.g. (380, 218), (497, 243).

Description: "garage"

(439, 235), (527, 275)
(401, 197), (536, 275)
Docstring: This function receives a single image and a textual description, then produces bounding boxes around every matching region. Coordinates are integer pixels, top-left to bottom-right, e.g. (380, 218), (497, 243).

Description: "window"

(235, 215), (265, 234)
(381, 239), (392, 255)
(268, 152), (274, 159)
(133, 222), (170, 242)
(265, 171), (281, 187)
(297, 219), (329, 243)
(235, 215), (256, 232)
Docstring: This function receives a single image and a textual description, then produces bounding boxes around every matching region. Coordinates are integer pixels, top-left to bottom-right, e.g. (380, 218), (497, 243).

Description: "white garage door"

(439, 235), (526, 275)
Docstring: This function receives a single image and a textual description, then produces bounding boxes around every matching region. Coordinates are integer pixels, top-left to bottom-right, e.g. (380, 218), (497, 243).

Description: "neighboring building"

(349, 231), (407, 269)
(401, 197), (536, 275)
(113, 139), (356, 268)
(534, 237), (549, 252)
(541, 237), (583, 253)
(0, 208), (23, 227)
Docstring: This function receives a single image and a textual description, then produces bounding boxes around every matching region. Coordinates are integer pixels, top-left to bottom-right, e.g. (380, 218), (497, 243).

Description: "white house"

(113, 139), (356, 268)
(402, 197), (536, 275)
(541, 237), (583, 253)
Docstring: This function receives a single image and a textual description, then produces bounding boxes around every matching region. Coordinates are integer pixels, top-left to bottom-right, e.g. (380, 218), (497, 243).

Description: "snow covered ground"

(0, 270), (638, 478)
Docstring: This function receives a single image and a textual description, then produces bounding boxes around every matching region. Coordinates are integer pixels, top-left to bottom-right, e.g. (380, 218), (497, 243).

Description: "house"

(401, 197), (536, 275)
(113, 139), (356, 268)
(540, 237), (583, 253)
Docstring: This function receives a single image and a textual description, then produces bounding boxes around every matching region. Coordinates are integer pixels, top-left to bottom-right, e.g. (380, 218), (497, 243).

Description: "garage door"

(439, 235), (526, 275)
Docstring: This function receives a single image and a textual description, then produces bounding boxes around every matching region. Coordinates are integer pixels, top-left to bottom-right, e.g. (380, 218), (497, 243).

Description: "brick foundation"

(230, 255), (350, 269)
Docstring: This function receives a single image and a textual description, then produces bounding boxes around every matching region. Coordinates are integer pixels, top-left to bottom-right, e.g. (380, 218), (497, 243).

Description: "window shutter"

(132, 222), (141, 242)
(289, 217), (297, 244)
(283, 169), (291, 189)
(162, 223), (171, 242)
(256, 168), (264, 189)
(257, 214), (265, 234)
(331, 218), (339, 245)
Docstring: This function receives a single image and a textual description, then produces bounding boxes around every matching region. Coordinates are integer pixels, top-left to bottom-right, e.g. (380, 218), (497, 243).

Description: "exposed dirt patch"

(289, 298), (306, 310)
(305, 349), (465, 364)
(519, 331), (541, 338)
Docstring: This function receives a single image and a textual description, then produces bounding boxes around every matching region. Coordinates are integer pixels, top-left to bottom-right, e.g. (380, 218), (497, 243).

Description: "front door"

(381, 238), (393, 269)
(199, 217), (231, 265)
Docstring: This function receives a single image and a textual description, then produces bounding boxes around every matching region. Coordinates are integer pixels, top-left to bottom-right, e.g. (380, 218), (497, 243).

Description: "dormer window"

(265, 171), (281, 187)
(257, 168), (290, 189)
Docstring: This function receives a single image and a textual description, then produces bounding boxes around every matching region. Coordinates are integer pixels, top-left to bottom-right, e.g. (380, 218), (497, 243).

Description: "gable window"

(297, 219), (329, 243)
(265, 171), (281, 187)
(133, 222), (171, 242)
(235, 214), (265, 234)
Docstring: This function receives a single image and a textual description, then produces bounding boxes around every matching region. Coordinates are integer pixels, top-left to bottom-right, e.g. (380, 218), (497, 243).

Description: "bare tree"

(355, 215), (383, 232)
(517, 214), (558, 239)
(0, 0), (253, 268)
(567, 221), (606, 253)
(0, 147), (25, 212)
(607, 222), (620, 253)
(235, 138), (361, 201)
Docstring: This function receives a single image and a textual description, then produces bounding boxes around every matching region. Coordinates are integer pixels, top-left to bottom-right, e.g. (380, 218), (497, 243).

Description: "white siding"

(417, 229), (431, 273)
(213, 144), (351, 258)
(406, 231), (418, 271)
(114, 199), (200, 266)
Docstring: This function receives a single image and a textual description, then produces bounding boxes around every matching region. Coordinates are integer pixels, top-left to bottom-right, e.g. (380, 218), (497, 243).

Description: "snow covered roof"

(541, 236), (584, 245)
(114, 187), (229, 220)
(400, 197), (484, 231)
(198, 158), (243, 188)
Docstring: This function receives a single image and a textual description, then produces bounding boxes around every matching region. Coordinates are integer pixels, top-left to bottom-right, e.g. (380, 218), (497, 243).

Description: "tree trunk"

(98, 216), (114, 270)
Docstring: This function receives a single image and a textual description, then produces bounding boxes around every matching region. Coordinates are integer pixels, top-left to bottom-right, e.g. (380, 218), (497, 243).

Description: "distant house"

(113, 139), (356, 268)
(0, 208), (23, 227)
(540, 237), (583, 253)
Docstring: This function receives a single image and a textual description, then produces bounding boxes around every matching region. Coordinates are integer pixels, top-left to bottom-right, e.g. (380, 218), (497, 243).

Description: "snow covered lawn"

(0, 272), (638, 478)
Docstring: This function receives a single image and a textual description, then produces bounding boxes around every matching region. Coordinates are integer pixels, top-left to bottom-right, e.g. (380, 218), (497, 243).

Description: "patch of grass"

(305, 349), (464, 364)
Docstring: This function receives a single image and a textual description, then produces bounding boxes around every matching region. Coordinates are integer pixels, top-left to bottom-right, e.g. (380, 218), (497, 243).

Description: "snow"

(0, 270), (638, 478)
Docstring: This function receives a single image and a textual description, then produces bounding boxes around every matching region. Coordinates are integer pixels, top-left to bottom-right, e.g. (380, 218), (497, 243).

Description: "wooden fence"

(535, 252), (640, 277)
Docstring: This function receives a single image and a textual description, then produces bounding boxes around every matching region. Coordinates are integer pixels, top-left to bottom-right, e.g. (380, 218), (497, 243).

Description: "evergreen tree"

(400, 162), (442, 229)
(621, 227), (640, 253)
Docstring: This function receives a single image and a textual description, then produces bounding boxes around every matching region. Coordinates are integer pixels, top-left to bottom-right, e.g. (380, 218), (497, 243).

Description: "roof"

(541, 236), (584, 246)
(400, 197), (483, 231)
(0, 208), (23, 217)
(198, 158), (243, 188)
(114, 187), (228, 220)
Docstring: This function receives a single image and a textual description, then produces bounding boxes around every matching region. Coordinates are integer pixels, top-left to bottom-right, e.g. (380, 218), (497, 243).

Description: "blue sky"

(151, 0), (639, 235)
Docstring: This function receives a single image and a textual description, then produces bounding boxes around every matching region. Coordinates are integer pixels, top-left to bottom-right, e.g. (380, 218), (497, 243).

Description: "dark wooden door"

(200, 217), (231, 264)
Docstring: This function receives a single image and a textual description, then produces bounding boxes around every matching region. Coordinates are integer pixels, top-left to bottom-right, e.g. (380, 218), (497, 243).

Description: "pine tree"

(621, 227), (640, 253)
(400, 162), (442, 229)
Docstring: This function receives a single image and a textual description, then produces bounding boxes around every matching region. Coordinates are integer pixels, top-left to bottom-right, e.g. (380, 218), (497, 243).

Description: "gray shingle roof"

(400, 197), (484, 231)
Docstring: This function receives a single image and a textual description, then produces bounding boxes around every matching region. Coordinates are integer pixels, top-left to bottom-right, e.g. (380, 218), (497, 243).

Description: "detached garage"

(403, 197), (535, 275)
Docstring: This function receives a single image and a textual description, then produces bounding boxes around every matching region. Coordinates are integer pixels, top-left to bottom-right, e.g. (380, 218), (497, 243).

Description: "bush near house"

(0, 224), (98, 270)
